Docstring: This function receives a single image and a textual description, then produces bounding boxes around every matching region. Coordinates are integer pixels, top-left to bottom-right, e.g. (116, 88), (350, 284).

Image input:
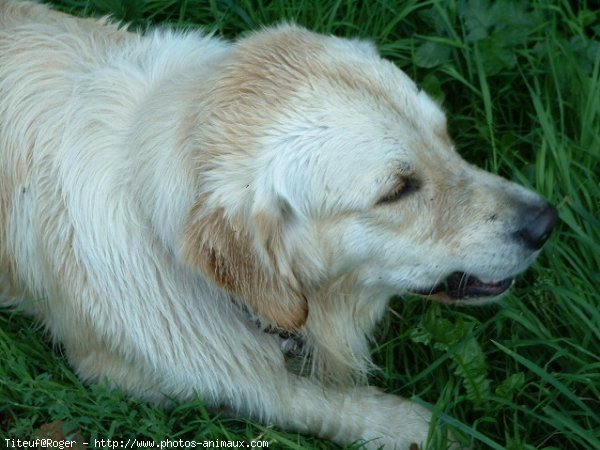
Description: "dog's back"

(0, 0), (224, 305)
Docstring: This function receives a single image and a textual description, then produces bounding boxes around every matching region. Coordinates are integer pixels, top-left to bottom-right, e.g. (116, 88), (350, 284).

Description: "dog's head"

(182, 25), (557, 330)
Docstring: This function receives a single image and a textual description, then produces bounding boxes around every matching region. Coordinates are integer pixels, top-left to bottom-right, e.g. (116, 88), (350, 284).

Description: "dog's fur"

(0, 1), (556, 448)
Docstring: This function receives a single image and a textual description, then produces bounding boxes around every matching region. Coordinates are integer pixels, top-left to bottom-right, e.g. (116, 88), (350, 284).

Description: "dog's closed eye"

(377, 176), (421, 204)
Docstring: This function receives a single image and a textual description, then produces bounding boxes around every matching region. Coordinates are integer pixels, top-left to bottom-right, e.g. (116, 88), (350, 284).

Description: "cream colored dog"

(0, 1), (557, 448)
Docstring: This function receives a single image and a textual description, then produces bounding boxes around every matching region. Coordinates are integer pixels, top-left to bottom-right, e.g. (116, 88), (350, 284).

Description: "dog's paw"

(349, 388), (431, 449)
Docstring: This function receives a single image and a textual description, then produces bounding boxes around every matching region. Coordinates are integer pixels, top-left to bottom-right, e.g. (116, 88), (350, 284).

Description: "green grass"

(1, 0), (599, 448)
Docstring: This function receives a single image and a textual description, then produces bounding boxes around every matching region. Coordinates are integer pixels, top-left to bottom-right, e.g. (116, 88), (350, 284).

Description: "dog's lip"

(414, 272), (514, 300)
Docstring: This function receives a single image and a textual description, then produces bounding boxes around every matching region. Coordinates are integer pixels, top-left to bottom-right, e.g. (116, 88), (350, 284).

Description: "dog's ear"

(182, 197), (308, 331)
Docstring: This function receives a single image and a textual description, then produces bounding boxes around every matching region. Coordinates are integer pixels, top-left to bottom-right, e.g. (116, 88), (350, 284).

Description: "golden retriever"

(0, 1), (557, 448)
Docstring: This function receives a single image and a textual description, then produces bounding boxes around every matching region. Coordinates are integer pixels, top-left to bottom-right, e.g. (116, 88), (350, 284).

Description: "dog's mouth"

(414, 272), (514, 302)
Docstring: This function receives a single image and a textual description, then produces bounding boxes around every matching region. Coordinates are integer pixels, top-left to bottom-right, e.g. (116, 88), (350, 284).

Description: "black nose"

(513, 203), (558, 250)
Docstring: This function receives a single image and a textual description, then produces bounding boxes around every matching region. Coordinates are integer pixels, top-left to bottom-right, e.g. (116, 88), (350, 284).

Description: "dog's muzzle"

(416, 202), (558, 301)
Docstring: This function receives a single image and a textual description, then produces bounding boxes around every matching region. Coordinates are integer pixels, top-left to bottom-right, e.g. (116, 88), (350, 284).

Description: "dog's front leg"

(283, 377), (431, 449)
